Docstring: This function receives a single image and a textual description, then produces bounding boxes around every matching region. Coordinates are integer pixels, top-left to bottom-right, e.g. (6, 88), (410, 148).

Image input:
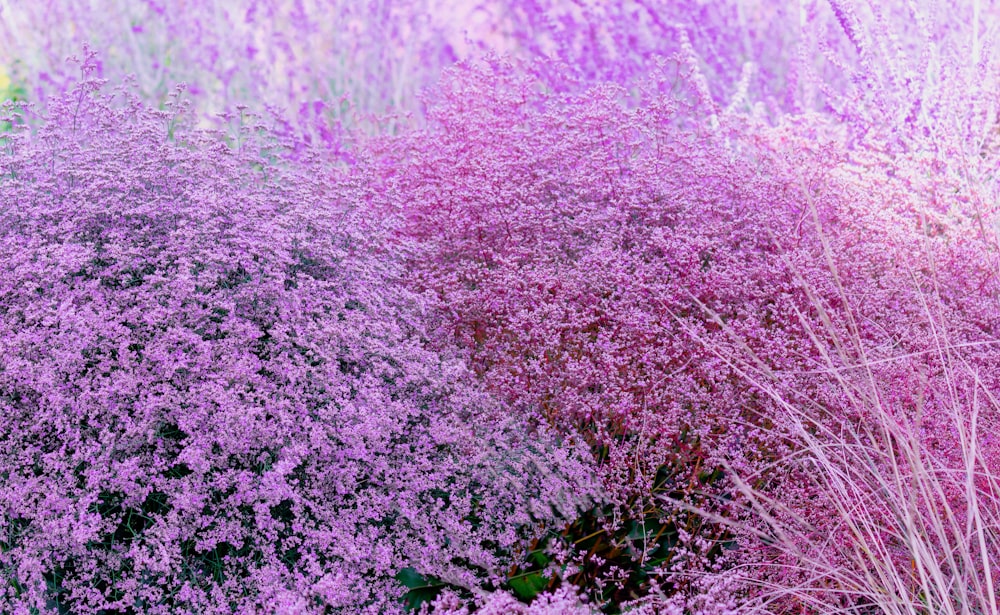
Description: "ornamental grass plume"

(666, 2), (1000, 610)
(0, 57), (598, 614)
(650, 147), (1000, 614)
(704, 354), (1000, 615)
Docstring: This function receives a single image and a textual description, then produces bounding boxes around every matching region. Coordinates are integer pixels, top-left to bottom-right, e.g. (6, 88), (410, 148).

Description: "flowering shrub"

(0, 67), (599, 614)
(373, 52), (1000, 610)
(3, 1), (1000, 613)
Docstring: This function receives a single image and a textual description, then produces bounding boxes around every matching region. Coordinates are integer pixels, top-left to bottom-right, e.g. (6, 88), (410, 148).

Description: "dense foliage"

(0, 63), (599, 613)
(373, 54), (1000, 611)
(1, 1), (999, 613)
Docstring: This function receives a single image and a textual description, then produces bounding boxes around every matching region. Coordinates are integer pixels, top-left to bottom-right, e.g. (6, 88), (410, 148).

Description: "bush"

(375, 55), (1000, 611)
(0, 66), (597, 614)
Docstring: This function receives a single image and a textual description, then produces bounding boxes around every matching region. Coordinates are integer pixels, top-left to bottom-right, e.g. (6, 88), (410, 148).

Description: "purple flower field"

(0, 1), (999, 613)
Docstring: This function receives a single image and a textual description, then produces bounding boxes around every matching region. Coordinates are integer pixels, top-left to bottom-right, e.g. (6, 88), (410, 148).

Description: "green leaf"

(400, 586), (445, 612)
(396, 568), (447, 612)
(508, 571), (548, 600)
(527, 549), (551, 568)
(396, 567), (430, 590)
(626, 518), (662, 542)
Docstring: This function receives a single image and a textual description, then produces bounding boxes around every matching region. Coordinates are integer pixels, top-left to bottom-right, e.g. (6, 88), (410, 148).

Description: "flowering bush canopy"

(0, 65), (599, 614)
(1, 1), (1000, 614)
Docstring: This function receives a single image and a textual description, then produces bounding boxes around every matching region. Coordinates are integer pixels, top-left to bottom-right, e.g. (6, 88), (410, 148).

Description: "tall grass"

(678, 199), (1000, 613)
